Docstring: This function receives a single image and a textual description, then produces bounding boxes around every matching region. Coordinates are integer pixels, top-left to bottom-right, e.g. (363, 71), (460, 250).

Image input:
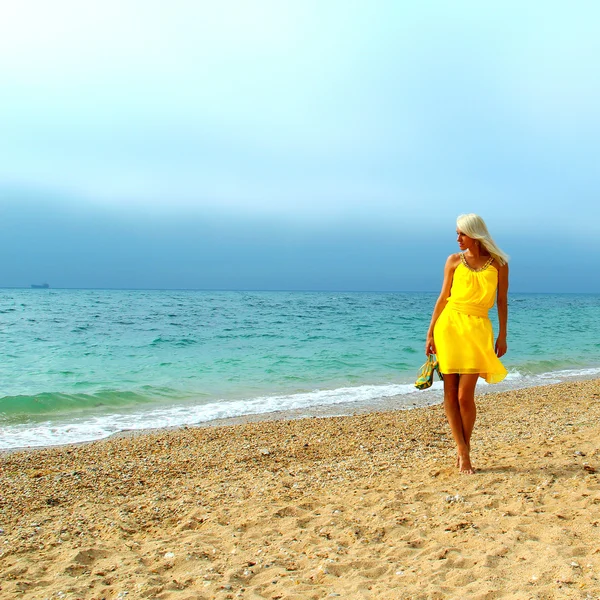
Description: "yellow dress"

(433, 253), (507, 383)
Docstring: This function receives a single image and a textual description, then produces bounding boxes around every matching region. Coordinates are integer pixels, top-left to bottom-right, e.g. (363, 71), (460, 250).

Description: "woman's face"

(456, 229), (476, 251)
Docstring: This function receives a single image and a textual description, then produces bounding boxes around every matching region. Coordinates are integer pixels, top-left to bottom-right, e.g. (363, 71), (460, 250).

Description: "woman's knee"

(457, 389), (476, 410)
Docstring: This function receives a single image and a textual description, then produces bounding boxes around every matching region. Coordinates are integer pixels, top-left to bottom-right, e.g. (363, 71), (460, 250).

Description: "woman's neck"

(466, 246), (490, 259)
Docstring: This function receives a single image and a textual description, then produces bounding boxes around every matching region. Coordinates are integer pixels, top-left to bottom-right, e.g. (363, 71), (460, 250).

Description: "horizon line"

(1, 286), (598, 295)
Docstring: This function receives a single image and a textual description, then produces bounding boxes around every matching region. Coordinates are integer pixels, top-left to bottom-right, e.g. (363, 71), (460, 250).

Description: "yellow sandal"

(414, 354), (443, 390)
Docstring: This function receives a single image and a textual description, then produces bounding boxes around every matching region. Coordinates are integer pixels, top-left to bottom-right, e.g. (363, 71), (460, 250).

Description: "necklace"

(460, 253), (493, 272)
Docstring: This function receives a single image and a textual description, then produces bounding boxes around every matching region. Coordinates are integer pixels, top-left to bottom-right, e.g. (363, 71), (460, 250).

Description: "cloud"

(0, 1), (598, 249)
(2, 190), (598, 292)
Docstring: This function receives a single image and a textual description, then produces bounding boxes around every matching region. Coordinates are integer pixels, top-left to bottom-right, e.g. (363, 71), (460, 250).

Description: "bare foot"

(456, 444), (471, 468)
(458, 452), (475, 474)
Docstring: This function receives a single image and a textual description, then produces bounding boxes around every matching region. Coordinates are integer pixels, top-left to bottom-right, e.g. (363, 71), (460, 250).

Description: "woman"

(425, 214), (509, 474)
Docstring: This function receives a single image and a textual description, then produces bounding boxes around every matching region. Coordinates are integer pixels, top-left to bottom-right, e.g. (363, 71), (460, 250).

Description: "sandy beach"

(1, 379), (600, 599)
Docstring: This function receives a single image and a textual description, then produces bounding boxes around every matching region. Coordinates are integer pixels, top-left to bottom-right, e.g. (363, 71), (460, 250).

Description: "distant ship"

(31, 283), (50, 289)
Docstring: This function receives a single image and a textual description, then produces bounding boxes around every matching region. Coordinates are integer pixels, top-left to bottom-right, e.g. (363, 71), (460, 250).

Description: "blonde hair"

(456, 213), (509, 265)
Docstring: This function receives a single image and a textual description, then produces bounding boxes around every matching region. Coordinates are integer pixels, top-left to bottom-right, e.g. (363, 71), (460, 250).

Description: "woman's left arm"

(495, 262), (509, 358)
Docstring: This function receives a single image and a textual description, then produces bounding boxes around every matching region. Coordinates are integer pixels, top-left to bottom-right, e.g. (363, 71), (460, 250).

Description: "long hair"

(456, 214), (509, 265)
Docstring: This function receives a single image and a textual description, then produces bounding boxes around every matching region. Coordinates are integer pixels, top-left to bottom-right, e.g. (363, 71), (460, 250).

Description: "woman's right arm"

(425, 255), (457, 355)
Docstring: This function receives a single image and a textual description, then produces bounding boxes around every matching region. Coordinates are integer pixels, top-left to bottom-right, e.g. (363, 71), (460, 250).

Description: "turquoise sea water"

(1, 289), (599, 449)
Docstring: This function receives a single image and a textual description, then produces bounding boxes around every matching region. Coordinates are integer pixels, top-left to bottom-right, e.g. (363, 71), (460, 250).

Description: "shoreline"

(3, 369), (600, 455)
(2, 378), (600, 598)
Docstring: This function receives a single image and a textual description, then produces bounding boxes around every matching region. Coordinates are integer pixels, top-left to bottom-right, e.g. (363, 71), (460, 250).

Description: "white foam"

(537, 366), (600, 379)
(478, 366), (600, 391)
(3, 365), (599, 450)
(0, 382), (427, 449)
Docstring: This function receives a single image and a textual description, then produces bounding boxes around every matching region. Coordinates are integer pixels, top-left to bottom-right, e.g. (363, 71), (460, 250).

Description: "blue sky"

(1, 1), (599, 291)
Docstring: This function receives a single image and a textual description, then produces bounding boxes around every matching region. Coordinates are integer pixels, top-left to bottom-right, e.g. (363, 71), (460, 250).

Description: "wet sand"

(1, 379), (600, 599)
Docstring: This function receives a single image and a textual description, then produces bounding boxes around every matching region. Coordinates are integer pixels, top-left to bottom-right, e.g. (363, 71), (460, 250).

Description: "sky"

(1, 1), (599, 292)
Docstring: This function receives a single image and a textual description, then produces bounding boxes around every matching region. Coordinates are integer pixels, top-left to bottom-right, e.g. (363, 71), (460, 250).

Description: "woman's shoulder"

(442, 253), (462, 275)
(491, 258), (509, 274)
(445, 253), (462, 267)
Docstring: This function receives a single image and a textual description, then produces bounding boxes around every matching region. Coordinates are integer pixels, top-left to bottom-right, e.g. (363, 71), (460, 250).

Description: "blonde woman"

(426, 214), (509, 474)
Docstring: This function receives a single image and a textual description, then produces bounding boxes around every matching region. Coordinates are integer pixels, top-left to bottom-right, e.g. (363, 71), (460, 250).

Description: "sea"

(1, 289), (599, 450)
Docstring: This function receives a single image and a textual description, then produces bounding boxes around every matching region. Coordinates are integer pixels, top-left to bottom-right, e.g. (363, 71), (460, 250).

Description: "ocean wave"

(150, 336), (200, 346)
(0, 387), (188, 423)
(2, 364), (599, 450)
(479, 366), (600, 389)
(0, 382), (426, 449)
(537, 366), (600, 379)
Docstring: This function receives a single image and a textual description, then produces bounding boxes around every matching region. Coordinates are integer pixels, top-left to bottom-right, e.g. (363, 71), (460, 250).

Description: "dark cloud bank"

(1, 190), (597, 293)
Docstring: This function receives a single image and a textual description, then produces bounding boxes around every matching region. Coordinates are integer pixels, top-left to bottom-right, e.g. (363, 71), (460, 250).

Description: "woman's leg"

(442, 374), (467, 467)
(443, 373), (479, 473)
(457, 374), (479, 454)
